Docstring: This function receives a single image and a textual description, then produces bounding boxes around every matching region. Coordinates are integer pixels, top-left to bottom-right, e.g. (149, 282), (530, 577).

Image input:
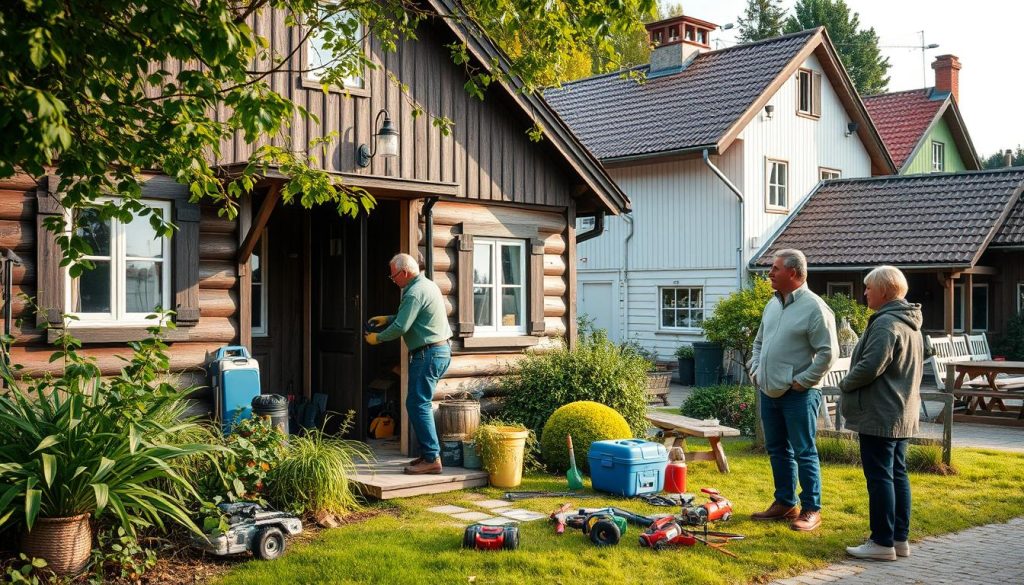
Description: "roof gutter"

(748, 263), (973, 273)
(703, 149), (745, 290)
(603, 144), (717, 167)
(576, 211), (606, 244)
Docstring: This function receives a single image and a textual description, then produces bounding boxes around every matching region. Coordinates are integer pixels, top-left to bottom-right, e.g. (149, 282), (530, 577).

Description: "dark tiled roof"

(992, 190), (1024, 245)
(863, 89), (944, 170)
(544, 30), (816, 160)
(753, 169), (1024, 267)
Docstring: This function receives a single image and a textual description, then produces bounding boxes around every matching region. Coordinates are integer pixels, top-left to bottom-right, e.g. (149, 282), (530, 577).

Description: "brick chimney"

(646, 15), (718, 77)
(932, 54), (961, 104)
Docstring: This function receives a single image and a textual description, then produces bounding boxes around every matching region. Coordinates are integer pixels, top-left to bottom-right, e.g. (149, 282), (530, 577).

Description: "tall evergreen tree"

(736, 0), (787, 43)
(982, 147), (1024, 169)
(783, 0), (890, 95)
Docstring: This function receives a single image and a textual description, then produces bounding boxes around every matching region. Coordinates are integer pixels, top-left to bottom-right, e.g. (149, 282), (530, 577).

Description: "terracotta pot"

(21, 513), (93, 576)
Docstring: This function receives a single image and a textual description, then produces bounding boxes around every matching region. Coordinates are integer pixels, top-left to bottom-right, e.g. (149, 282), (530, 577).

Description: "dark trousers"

(859, 434), (911, 547)
(760, 388), (822, 511)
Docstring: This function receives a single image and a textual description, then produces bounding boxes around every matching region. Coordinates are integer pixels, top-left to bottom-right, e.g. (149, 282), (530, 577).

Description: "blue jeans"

(859, 434), (911, 547)
(407, 343), (451, 462)
(760, 388), (822, 511)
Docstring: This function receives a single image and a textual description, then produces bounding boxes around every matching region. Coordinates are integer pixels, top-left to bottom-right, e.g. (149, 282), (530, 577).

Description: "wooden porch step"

(352, 439), (489, 500)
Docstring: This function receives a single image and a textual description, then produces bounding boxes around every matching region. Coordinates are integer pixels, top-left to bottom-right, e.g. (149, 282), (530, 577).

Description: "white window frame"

(659, 286), (705, 331)
(472, 238), (527, 337)
(1018, 283), (1024, 315)
(251, 232), (269, 337)
(952, 283), (989, 332)
(64, 199), (173, 325)
(932, 141), (945, 172)
(577, 216), (596, 232)
(819, 167), (841, 181)
(304, 5), (364, 90)
(766, 159), (789, 211)
(827, 281), (854, 298)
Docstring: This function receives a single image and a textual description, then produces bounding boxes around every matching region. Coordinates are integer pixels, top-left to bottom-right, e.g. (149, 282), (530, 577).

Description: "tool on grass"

(565, 434), (584, 490)
(549, 503), (574, 535)
(503, 491), (597, 501)
(564, 507), (655, 546)
(679, 488), (733, 525)
(463, 523), (519, 551)
(638, 516), (696, 550)
(664, 447), (687, 494)
(689, 530), (739, 558)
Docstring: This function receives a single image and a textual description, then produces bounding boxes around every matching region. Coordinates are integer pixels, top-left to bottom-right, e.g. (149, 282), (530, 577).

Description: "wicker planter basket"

(21, 513), (92, 576)
(646, 370), (673, 406)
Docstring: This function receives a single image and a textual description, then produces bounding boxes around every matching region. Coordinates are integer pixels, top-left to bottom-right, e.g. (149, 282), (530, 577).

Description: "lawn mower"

(463, 523), (520, 551)
(192, 502), (303, 560)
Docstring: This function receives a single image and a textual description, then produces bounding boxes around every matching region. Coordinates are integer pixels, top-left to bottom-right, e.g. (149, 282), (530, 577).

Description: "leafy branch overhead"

(0, 0), (648, 267)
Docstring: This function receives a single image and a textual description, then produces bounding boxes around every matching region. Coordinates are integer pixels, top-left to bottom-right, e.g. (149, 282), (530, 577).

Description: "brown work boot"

(790, 509), (822, 531)
(751, 501), (799, 521)
(407, 457), (424, 466)
(404, 458), (442, 475)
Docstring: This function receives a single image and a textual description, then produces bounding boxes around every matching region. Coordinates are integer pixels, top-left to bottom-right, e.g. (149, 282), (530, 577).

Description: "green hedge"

(680, 385), (756, 437)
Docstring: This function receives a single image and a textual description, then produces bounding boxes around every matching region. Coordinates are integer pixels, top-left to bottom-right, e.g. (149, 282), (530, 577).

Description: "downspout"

(621, 213), (635, 342)
(703, 149), (745, 290)
(422, 197), (439, 280)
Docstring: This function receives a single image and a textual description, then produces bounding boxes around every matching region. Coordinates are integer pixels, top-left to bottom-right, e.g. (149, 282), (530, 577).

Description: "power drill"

(638, 516), (696, 550)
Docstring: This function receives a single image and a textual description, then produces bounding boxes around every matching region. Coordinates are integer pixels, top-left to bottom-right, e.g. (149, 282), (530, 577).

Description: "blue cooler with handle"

(588, 439), (668, 497)
(207, 346), (261, 434)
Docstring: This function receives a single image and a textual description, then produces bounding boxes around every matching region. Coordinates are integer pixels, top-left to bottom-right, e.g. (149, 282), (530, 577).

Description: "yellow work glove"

(368, 316), (389, 328)
(364, 332), (381, 345)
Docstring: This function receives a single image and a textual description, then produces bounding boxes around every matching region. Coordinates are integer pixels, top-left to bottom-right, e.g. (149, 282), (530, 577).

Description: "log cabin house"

(3, 0), (630, 463)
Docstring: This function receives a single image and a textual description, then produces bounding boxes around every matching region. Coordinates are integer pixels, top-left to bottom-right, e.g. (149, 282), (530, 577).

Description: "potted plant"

(675, 344), (695, 386)
(473, 422), (530, 488)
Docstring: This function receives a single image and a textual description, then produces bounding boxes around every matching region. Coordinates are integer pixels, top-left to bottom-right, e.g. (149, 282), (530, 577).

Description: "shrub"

(701, 276), (774, 380)
(995, 312), (1024, 360)
(267, 413), (372, 518)
(540, 401), (631, 473)
(675, 344), (694, 360)
(823, 293), (874, 335)
(221, 416), (286, 503)
(680, 385), (757, 437)
(500, 327), (650, 437)
(620, 338), (658, 369)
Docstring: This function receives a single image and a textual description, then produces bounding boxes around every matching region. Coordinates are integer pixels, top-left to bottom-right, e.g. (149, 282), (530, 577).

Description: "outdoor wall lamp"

(357, 109), (399, 167)
(845, 121), (859, 137)
(763, 104), (774, 121)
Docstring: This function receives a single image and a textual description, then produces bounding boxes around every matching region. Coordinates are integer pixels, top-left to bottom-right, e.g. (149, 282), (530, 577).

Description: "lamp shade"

(377, 117), (399, 158)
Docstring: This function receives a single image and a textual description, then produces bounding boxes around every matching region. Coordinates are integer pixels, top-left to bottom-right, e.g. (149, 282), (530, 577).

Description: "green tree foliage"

(0, 0), (650, 268)
(701, 275), (775, 381)
(982, 146), (1024, 169)
(822, 292), (873, 335)
(736, 0), (787, 43)
(783, 0), (890, 95)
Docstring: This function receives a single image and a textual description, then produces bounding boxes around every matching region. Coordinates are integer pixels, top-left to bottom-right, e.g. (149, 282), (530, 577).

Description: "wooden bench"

(645, 412), (741, 473)
(950, 390), (1024, 416)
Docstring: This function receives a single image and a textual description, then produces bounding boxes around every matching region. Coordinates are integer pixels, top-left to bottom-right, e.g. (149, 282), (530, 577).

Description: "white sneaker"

(894, 540), (910, 557)
(846, 540), (897, 561)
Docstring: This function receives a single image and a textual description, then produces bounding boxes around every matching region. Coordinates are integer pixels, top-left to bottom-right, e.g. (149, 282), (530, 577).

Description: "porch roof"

(992, 192), (1024, 246)
(751, 168), (1024, 269)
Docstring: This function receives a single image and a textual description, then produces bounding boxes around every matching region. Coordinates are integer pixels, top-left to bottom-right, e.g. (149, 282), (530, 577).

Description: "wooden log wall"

(0, 176), (239, 386)
(419, 201), (571, 406)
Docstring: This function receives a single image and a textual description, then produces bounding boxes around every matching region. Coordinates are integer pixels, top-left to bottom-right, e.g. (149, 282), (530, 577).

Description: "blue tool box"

(588, 439), (668, 497)
(207, 346), (261, 434)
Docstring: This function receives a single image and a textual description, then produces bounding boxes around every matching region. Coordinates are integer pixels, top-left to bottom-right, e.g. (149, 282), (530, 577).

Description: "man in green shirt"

(365, 253), (452, 474)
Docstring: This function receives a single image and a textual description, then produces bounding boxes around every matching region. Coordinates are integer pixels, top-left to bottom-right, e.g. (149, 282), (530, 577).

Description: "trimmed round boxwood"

(540, 401), (632, 474)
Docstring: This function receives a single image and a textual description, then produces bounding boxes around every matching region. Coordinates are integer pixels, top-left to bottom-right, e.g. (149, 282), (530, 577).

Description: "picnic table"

(945, 361), (1024, 421)
(646, 412), (741, 473)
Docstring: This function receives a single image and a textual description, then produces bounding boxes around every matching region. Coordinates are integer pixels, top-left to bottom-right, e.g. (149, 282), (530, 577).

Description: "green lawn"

(213, 441), (1024, 585)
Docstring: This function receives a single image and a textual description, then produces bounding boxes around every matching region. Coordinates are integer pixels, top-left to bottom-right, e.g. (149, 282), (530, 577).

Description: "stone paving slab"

(475, 499), (514, 509)
(450, 511), (493, 522)
(427, 505), (469, 514)
(768, 517), (1024, 585)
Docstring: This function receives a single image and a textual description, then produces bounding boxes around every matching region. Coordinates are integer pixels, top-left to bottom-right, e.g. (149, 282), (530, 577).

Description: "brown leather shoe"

(407, 457), (424, 466)
(790, 509), (822, 531)
(751, 501), (799, 521)
(404, 458), (442, 475)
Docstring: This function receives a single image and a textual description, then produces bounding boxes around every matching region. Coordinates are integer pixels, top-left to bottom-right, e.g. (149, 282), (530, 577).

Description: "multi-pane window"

(305, 6), (363, 89)
(932, 141), (945, 172)
(67, 201), (172, 323)
(660, 287), (704, 329)
(820, 168), (841, 181)
(767, 159), (788, 210)
(473, 238), (526, 335)
(251, 234), (268, 337)
(827, 282), (853, 298)
(953, 283), (989, 331)
(798, 69), (813, 113)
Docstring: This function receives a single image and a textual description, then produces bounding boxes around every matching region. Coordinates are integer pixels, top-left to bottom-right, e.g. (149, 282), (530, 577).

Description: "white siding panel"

(740, 53), (872, 263)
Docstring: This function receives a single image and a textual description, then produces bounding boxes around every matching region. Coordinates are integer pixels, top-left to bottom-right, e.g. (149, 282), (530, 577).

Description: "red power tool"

(680, 488), (733, 525)
(638, 516), (697, 550)
(463, 524), (520, 551)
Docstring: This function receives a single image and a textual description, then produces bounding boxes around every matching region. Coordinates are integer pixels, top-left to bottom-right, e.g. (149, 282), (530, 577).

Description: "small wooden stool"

(645, 412), (741, 473)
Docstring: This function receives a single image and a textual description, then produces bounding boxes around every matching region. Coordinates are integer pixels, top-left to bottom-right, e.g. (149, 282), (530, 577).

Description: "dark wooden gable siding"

(200, 9), (573, 208)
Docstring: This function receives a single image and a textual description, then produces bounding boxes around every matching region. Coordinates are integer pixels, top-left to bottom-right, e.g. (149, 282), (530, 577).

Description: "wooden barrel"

(437, 400), (481, 439)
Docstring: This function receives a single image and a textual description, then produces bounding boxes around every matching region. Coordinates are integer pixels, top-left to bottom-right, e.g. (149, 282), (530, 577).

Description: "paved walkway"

(768, 517), (1024, 585)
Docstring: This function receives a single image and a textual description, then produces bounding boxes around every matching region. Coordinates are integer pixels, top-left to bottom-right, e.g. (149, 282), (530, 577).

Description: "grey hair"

(774, 249), (807, 280)
(390, 253), (420, 276)
(864, 265), (908, 299)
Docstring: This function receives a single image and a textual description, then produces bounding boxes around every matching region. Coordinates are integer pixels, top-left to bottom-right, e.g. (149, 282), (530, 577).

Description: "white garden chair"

(966, 333), (992, 361)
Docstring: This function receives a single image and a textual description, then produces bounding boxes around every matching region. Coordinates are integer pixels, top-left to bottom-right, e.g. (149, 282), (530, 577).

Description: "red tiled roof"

(863, 89), (945, 170)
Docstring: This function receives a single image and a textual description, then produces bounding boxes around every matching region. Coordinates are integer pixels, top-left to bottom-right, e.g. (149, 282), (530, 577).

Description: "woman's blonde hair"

(864, 265), (909, 299)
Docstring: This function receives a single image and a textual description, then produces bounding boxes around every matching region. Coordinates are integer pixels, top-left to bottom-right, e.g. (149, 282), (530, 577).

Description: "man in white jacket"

(749, 249), (838, 532)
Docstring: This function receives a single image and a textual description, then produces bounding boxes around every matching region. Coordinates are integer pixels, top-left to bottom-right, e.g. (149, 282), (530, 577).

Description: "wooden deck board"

(352, 439), (489, 499)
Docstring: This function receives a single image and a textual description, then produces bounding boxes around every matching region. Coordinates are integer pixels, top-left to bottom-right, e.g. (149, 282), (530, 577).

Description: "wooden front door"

(311, 210), (365, 434)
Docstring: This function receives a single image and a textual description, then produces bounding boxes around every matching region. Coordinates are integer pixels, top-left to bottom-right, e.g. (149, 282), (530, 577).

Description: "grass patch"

(212, 440), (1024, 585)
(816, 436), (955, 475)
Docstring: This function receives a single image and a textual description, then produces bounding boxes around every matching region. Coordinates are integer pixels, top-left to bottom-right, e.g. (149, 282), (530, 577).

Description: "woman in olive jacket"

(839, 265), (924, 562)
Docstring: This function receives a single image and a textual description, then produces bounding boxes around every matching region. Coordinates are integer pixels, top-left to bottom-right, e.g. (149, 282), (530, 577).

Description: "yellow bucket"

(487, 427), (530, 488)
